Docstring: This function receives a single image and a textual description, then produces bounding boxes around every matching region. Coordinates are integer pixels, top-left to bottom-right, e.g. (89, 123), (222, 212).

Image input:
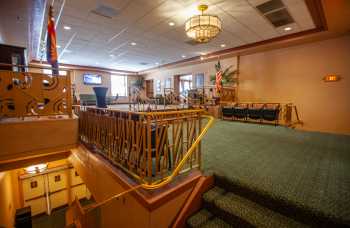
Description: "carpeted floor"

(32, 206), (67, 228)
(201, 120), (350, 225)
(32, 198), (95, 228)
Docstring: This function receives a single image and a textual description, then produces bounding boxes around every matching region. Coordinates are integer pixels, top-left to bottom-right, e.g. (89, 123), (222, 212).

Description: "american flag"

(215, 70), (222, 93)
(46, 5), (59, 75)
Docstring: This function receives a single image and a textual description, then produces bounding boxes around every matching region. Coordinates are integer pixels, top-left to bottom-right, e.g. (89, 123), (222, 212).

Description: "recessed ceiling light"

(63, 25), (71, 30)
(56, 45), (61, 48)
(130, 42), (137, 46)
(169, 22), (175, 26)
(220, 44), (226, 48)
(110, 54), (115, 57)
(182, 55), (186, 58)
(284, 27), (292, 31)
(155, 62), (159, 65)
(200, 56), (204, 60)
(200, 52), (206, 56)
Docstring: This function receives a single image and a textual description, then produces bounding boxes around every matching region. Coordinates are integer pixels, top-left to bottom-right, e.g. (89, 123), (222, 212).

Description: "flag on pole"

(46, 5), (59, 75)
(215, 70), (222, 94)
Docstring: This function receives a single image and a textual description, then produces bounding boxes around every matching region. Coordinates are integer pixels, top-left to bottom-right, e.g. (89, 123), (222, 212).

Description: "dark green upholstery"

(79, 94), (117, 106)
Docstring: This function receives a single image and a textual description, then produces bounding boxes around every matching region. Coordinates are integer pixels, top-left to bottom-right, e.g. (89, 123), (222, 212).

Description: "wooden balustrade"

(77, 106), (204, 184)
(0, 70), (72, 118)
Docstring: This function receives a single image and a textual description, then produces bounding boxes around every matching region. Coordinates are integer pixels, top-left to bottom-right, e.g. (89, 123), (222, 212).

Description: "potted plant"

(132, 77), (145, 90)
(210, 61), (238, 86)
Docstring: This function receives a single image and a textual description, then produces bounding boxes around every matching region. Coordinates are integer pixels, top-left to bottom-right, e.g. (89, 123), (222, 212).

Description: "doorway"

(179, 74), (193, 96)
(20, 166), (91, 216)
(145, 79), (154, 98)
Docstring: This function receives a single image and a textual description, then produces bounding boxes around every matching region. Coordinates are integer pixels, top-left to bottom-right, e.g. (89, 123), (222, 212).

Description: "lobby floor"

(32, 206), (67, 228)
(202, 120), (350, 225)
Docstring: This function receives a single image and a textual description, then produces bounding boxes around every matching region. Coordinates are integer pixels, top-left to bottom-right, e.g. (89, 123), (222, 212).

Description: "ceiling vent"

(265, 9), (294, 27)
(139, 62), (149, 65)
(256, 0), (294, 27)
(91, 4), (119, 19)
(256, 0), (284, 14)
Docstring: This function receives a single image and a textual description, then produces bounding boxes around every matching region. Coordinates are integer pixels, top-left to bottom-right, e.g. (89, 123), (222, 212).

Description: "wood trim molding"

(29, 60), (138, 75)
(0, 150), (71, 171)
(171, 175), (214, 228)
(305, 0), (328, 30)
(141, 0), (327, 73)
(0, 145), (76, 166)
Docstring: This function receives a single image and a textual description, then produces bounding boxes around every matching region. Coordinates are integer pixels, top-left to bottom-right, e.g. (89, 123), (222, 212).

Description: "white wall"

(72, 70), (112, 97)
(143, 57), (237, 94)
(70, 70), (139, 103)
(239, 35), (350, 134)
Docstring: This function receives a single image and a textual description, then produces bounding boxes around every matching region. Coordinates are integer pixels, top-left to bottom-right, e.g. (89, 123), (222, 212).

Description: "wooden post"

(147, 115), (152, 180)
(66, 70), (73, 118)
(236, 55), (240, 103)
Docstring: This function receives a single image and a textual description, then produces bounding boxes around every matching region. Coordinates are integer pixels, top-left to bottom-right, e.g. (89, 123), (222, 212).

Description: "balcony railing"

(0, 65), (72, 118)
(68, 106), (214, 227)
(76, 106), (214, 186)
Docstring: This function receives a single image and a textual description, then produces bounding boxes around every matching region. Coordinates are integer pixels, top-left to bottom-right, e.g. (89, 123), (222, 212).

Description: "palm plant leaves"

(211, 61), (237, 85)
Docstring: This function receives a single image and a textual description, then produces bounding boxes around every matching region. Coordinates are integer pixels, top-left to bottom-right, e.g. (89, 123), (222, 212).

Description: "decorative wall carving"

(0, 71), (72, 118)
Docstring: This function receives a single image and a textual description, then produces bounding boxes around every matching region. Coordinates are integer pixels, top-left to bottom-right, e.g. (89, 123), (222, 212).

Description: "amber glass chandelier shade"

(185, 5), (222, 43)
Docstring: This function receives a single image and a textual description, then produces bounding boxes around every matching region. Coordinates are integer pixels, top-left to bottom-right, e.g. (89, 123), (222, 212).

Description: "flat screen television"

(83, 74), (102, 85)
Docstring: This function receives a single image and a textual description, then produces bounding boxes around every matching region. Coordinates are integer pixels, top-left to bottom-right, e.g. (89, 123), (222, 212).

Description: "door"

(22, 175), (47, 216)
(145, 80), (154, 98)
(70, 169), (91, 200)
(48, 170), (68, 210)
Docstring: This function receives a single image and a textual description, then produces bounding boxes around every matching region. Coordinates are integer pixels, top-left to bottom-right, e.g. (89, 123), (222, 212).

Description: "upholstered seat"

(262, 104), (280, 124)
(233, 104), (248, 119)
(222, 106), (234, 118)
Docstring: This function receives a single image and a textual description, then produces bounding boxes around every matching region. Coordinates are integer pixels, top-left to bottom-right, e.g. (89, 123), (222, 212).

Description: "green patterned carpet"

(201, 120), (350, 226)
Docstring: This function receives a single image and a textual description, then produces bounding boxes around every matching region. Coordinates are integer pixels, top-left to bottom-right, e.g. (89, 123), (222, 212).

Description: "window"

(11, 54), (20, 72)
(156, 80), (161, 93)
(111, 75), (127, 96)
(43, 69), (67, 76)
(195, 73), (204, 88)
(165, 78), (171, 89)
(179, 75), (192, 96)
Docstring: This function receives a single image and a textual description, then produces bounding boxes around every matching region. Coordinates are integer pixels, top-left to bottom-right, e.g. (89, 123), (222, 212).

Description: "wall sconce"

(323, 75), (341, 82)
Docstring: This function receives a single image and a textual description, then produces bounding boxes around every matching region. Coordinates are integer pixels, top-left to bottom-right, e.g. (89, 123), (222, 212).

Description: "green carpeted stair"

(196, 120), (350, 227)
(187, 181), (308, 228)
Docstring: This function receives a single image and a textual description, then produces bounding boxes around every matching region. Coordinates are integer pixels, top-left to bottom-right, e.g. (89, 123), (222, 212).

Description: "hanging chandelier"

(185, 4), (222, 43)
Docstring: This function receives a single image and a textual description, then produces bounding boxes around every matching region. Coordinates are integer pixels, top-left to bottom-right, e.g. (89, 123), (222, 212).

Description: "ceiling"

(0, 0), (29, 47)
(1, 0), (316, 71)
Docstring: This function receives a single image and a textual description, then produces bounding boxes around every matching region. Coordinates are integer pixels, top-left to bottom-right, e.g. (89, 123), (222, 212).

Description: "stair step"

(187, 209), (214, 227)
(203, 186), (308, 228)
(203, 186), (226, 204)
(199, 217), (232, 228)
(186, 209), (232, 228)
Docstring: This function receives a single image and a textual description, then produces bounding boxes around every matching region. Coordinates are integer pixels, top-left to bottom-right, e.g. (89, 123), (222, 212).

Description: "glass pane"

(111, 75), (127, 96)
